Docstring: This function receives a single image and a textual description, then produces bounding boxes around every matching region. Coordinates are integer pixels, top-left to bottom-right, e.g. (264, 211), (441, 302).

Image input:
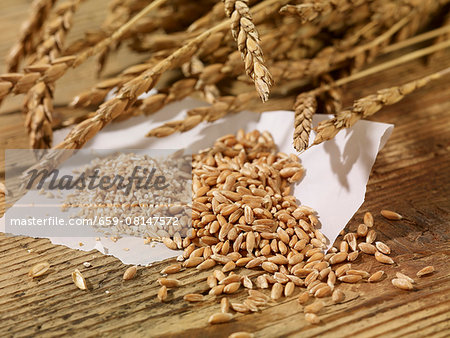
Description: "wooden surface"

(1, 1), (450, 337)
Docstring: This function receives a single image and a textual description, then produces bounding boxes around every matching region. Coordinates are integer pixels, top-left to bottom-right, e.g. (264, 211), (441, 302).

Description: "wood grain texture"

(1, 1), (450, 337)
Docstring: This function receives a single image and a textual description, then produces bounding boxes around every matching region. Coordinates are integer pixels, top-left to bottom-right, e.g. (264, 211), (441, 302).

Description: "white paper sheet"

(1, 97), (393, 265)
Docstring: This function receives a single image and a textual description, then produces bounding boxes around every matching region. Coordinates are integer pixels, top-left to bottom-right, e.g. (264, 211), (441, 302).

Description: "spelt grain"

(161, 263), (182, 274)
(228, 332), (254, 338)
(368, 270), (385, 282)
(28, 262), (50, 278)
(305, 313), (320, 324)
(391, 278), (413, 290)
(375, 251), (394, 264)
(375, 241), (391, 255)
(123, 266), (137, 280)
(72, 269), (87, 290)
(364, 212), (374, 227)
(381, 210), (403, 220)
(183, 293), (205, 302)
(338, 275), (362, 283)
(304, 301), (324, 313)
(396, 272), (415, 284)
(332, 289), (345, 303)
(298, 291), (310, 305)
(231, 302), (250, 313)
(221, 296), (231, 313)
(417, 266), (435, 277)
(158, 278), (181, 288)
(208, 312), (233, 324)
(271, 283), (283, 300)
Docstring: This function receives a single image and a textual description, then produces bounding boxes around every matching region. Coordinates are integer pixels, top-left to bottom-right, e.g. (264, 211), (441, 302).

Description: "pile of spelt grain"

(146, 130), (434, 326)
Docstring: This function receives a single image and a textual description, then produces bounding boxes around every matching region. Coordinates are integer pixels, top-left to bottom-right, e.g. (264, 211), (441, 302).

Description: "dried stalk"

(310, 38), (450, 97)
(24, 0), (83, 149)
(293, 93), (317, 152)
(223, 0), (273, 102)
(146, 92), (256, 137)
(0, 0), (169, 106)
(55, 0), (286, 150)
(5, 0), (57, 72)
(312, 67), (450, 146)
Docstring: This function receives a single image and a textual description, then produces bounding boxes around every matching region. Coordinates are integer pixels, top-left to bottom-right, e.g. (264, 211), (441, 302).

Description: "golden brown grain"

(208, 312), (233, 324)
(305, 313), (320, 324)
(338, 275), (362, 283)
(123, 266), (137, 280)
(183, 293), (205, 302)
(271, 283), (283, 300)
(161, 263), (182, 274)
(228, 332), (254, 338)
(332, 289), (345, 303)
(417, 266), (435, 277)
(380, 210), (403, 220)
(375, 241), (391, 255)
(28, 262), (50, 278)
(298, 291), (310, 305)
(304, 301), (324, 314)
(221, 297), (231, 313)
(364, 212), (374, 227)
(231, 302), (250, 313)
(375, 251), (394, 264)
(158, 278), (181, 288)
(224, 282), (241, 294)
(368, 270), (385, 283)
(157, 285), (168, 302)
(391, 278), (414, 290)
(358, 243), (377, 255)
(72, 269), (87, 290)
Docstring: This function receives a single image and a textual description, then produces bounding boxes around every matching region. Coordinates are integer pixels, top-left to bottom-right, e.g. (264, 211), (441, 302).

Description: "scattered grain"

(72, 269), (87, 290)
(28, 262), (50, 278)
(417, 266), (435, 277)
(123, 266), (137, 280)
(391, 278), (413, 290)
(208, 312), (233, 324)
(381, 210), (403, 220)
